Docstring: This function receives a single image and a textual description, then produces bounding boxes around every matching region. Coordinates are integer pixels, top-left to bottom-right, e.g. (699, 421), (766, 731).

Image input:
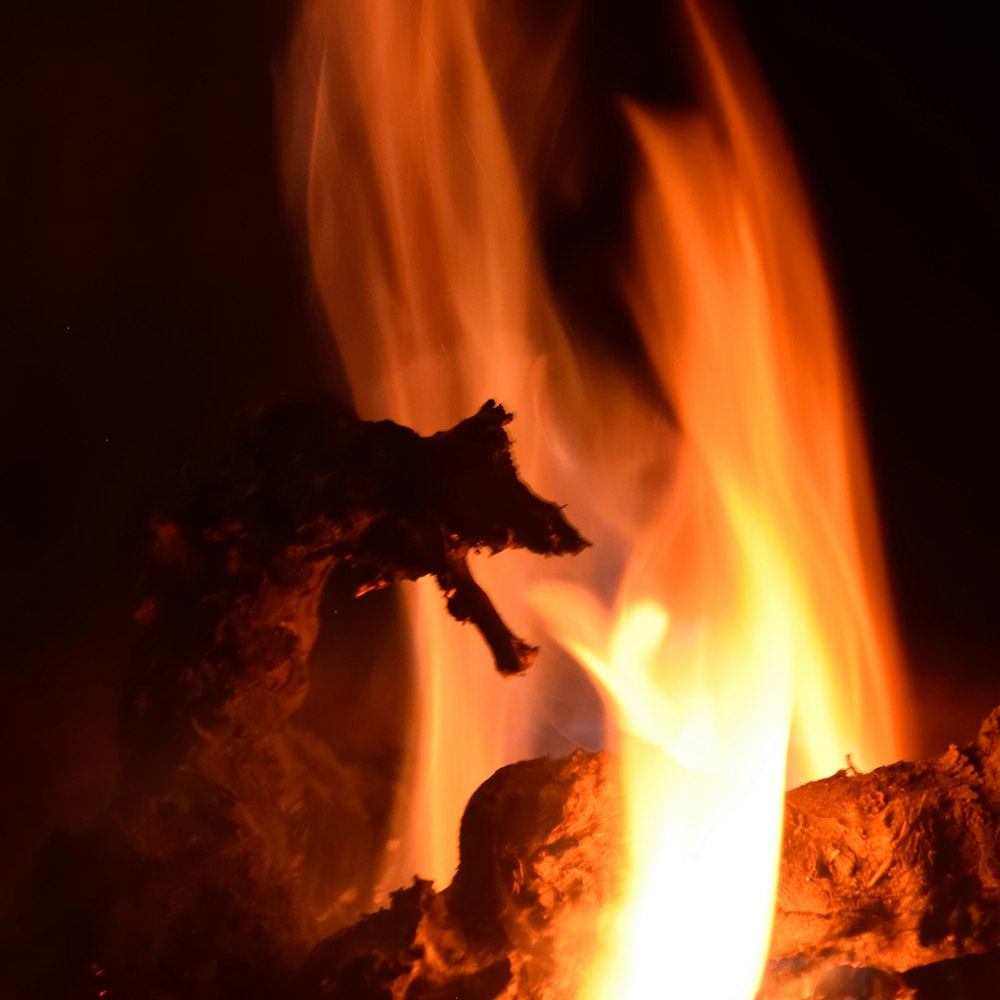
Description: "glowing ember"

(283, 0), (909, 991)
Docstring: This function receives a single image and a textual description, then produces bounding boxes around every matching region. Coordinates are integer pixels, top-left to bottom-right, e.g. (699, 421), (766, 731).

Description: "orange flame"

(534, 5), (908, 994)
(282, 0), (909, 989)
(280, 0), (588, 892)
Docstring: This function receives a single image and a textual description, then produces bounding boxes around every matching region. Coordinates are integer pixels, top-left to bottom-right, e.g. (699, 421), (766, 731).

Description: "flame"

(534, 5), (908, 995)
(280, 0), (587, 891)
(282, 0), (909, 991)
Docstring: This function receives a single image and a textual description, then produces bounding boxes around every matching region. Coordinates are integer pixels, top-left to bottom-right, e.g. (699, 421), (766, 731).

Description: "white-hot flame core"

(282, 0), (909, 992)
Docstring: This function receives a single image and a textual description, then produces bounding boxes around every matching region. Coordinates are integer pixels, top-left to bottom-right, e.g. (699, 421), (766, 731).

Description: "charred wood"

(763, 706), (1000, 998)
(298, 752), (624, 1000)
(1, 398), (586, 1000)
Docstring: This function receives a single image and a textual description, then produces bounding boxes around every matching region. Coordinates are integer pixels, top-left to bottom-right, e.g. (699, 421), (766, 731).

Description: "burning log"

(766, 709), (1000, 998)
(298, 752), (624, 1000)
(298, 708), (1000, 1000)
(16, 393), (996, 1000)
(5, 398), (586, 1000)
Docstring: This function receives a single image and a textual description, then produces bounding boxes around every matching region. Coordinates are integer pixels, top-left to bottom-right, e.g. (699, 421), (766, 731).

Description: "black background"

(1, 0), (997, 915)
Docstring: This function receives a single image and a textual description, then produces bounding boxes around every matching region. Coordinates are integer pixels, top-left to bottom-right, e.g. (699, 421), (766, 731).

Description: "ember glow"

(283, 0), (909, 992)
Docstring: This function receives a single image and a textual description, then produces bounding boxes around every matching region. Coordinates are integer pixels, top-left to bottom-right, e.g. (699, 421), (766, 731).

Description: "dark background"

(1, 0), (997, 917)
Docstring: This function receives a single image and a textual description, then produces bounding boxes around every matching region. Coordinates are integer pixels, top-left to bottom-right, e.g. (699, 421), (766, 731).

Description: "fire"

(534, 5), (908, 994)
(282, 0), (909, 993)
(280, 0), (587, 892)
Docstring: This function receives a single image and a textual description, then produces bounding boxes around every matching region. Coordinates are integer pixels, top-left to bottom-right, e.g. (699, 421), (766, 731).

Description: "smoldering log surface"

(2, 398), (587, 1000)
(301, 709), (1000, 1000)
(763, 707), (1000, 999)
(298, 752), (624, 1000)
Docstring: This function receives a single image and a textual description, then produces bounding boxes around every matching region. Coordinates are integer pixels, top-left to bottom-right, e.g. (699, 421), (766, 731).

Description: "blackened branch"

(438, 548), (539, 677)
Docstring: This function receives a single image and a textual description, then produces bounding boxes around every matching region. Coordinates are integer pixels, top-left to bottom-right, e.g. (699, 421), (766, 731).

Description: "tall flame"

(280, 0), (588, 891)
(282, 0), (909, 991)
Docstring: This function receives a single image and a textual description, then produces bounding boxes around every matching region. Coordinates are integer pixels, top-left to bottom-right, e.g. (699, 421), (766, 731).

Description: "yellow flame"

(534, 5), (908, 994)
(282, 0), (909, 990)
